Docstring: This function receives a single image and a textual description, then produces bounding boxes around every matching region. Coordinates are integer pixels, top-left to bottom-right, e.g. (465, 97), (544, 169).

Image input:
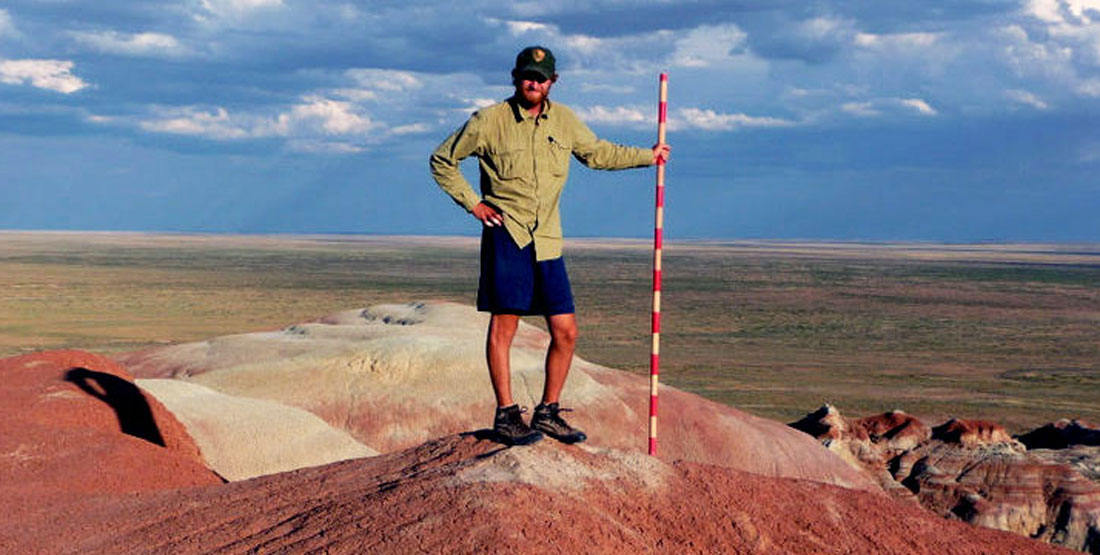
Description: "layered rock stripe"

(792, 404), (1100, 552)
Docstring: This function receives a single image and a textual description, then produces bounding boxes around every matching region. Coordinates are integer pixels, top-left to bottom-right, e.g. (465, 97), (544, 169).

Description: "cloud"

(0, 59), (89, 94)
(675, 107), (796, 131)
(390, 123), (431, 135)
(900, 98), (937, 115)
(283, 95), (374, 135)
(999, 24), (1075, 78)
(506, 20), (552, 35)
(571, 105), (649, 127)
(551, 104), (798, 132)
(580, 83), (635, 94)
(71, 30), (189, 58)
(1014, 1), (1100, 86)
(842, 101), (881, 117)
(130, 65), (494, 152)
(345, 69), (421, 93)
(140, 95), (376, 140)
(484, 16), (674, 74)
(453, 97), (498, 113)
(853, 31), (940, 49)
(840, 98), (937, 117)
(286, 139), (363, 154)
(140, 106), (251, 139)
(749, 15), (859, 64)
(1004, 88), (1050, 109)
(1078, 78), (1100, 96)
(0, 9), (16, 37)
(1026, 0), (1100, 24)
(199, 0), (284, 19)
(669, 24), (748, 68)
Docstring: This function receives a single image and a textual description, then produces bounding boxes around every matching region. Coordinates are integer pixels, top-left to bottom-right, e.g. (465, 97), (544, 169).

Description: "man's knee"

(550, 318), (579, 347)
(488, 314), (520, 346)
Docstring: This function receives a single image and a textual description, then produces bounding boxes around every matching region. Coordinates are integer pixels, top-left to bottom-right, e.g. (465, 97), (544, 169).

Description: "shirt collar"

(508, 96), (553, 122)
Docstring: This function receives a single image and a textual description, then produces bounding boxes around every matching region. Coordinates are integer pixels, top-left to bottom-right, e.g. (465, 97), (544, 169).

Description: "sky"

(1, 0), (1098, 241)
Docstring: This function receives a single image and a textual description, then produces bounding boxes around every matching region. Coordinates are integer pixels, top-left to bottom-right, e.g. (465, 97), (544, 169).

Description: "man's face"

(514, 71), (554, 108)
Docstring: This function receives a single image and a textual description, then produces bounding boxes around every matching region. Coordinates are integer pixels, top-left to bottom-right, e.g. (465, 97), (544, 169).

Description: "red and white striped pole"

(649, 73), (668, 456)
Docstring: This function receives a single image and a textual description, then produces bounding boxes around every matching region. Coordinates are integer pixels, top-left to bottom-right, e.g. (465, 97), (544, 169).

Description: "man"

(430, 46), (670, 446)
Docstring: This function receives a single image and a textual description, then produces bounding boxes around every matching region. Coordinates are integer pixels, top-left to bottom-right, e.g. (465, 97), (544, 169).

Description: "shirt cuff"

(460, 192), (482, 213)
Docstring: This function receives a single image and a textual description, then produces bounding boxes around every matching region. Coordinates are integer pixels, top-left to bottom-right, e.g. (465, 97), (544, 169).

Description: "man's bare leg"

(531, 312), (586, 443)
(487, 313), (521, 407)
(541, 312), (578, 405)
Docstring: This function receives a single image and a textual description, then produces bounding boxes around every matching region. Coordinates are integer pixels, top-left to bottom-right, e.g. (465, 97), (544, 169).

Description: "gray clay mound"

(119, 301), (876, 491)
(137, 378), (378, 480)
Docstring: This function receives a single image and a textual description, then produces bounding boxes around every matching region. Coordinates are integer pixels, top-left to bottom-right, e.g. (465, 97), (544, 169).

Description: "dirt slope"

(0, 350), (221, 541)
(6, 434), (1069, 554)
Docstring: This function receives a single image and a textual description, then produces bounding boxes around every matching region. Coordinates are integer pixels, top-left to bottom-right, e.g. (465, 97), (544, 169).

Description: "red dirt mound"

(932, 418), (1014, 446)
(0, 350), (222, 528)
(3, 434), (1068, 554)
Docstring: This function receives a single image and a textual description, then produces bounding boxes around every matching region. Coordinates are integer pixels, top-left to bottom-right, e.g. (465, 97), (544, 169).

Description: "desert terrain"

(3, 231), (1098, 431)
(3, 231), (1100, 552)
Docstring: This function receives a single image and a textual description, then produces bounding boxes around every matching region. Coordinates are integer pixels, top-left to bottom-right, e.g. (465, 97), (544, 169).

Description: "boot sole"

(494, 430), (544, 446)
(533, 426), (587, 444)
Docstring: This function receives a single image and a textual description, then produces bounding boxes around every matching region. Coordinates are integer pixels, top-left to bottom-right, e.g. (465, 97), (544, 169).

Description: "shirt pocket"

(547, 136), (572, 176)
(494, 147), (530, 181)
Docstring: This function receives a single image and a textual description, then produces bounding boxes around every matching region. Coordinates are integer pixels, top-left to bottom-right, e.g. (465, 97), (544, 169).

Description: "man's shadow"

(462, 429), (511, 458)
(65, 368), (166, 447)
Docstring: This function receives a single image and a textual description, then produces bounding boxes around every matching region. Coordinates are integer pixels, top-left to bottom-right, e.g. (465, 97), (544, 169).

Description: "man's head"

(512, 46), (557, 109)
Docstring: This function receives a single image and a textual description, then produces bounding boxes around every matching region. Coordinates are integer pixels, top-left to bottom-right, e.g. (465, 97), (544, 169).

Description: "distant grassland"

(2, 232), (1099, 432)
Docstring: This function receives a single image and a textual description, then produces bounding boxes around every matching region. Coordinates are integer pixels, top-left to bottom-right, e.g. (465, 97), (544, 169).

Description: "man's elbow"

(428, 153), (452, 177)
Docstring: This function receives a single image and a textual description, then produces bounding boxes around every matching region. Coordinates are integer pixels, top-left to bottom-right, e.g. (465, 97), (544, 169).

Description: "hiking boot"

(492, 405), (543, 446)
(531, 402), (587, 444)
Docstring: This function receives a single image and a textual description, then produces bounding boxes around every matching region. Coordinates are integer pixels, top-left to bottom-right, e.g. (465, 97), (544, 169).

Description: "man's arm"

(429, 117), (485, 214)
(567, 112), (656, 170)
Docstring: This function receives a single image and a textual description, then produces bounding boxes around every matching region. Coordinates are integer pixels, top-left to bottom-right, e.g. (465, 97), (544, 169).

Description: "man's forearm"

(580, 140), (654, 171)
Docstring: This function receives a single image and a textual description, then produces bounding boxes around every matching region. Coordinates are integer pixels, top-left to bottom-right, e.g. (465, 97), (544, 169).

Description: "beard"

(516, 82), (550, 109)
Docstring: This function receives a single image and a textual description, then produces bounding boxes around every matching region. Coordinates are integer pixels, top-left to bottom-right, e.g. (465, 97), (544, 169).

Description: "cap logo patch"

(532, 49), (545, 62)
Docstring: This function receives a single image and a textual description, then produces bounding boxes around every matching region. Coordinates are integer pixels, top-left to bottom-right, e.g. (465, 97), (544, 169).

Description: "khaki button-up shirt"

(430, 97), (653, 261)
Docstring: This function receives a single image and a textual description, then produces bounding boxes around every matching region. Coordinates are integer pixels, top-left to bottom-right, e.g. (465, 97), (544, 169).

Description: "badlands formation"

(792, 405), (1100, 552)
(1, 300), (1093, 552)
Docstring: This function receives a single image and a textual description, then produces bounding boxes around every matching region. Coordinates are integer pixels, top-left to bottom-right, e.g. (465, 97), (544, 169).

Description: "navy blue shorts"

(477, 225), (575, 316)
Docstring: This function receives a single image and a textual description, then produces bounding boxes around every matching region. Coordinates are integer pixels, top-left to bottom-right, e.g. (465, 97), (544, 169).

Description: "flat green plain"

(3, 231), (1098, 432)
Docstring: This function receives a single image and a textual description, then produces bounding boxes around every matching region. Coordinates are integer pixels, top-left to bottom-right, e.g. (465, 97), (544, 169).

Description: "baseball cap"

(513, 46), (556, 81)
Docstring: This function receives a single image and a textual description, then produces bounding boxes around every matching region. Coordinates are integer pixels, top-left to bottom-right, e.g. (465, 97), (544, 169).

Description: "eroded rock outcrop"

(1019, 420), (1100, 450)
(792, 405), (1100, 553)
(119, 301), (876, 492)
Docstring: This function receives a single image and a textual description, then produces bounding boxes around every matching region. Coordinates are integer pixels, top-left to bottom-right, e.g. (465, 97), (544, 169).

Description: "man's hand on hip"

(473, 202), (505, 227)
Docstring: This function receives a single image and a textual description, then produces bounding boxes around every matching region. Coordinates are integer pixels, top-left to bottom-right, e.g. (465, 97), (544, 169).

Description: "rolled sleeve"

(568, 113), (653, 170)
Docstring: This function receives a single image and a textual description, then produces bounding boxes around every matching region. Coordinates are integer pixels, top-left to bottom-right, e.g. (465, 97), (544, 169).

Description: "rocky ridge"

(791, 404), (1100, 553)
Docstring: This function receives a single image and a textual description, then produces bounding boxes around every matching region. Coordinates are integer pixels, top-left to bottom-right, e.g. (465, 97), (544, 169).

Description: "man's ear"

(551, 73), (559, 84)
